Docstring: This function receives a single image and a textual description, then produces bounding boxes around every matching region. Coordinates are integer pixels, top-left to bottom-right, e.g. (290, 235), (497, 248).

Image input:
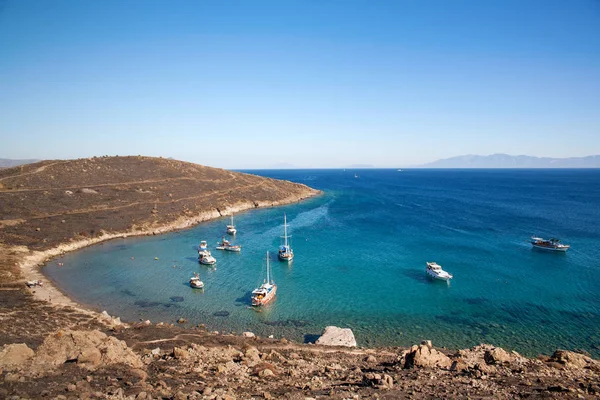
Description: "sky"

(0, 0), (599, 169)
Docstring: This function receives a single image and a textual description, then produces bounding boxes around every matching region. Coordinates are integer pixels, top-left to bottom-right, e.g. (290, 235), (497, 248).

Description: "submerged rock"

(213, 311), (230, 317)
(315, 326), (357, 347)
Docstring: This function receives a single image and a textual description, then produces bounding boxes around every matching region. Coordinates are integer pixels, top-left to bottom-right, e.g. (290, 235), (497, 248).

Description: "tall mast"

(284, 214), (288, 247)
(266, 251), (270, 283)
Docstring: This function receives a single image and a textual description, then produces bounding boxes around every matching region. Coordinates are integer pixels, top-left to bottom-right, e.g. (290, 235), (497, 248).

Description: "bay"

(43, 169), (600, 356)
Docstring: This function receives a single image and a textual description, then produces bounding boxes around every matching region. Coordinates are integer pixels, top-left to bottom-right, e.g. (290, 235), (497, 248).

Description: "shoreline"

(17, 190), (322, 323)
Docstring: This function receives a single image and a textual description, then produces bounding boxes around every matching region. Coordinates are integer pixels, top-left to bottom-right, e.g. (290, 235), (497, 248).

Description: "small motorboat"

(530, 236), (570, 252)
(251, 251), (277, 306)
(189, 273), (204, 289)
(226, 214), (237, 235)
(199, 240), (208, 251)
(426, 262), (453, 281)
(198, 249), (217, 265)
(216, 237), (241, 252)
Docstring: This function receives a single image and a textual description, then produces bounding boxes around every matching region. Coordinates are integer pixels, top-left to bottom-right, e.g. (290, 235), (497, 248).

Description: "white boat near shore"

(426, 262), (453, 282)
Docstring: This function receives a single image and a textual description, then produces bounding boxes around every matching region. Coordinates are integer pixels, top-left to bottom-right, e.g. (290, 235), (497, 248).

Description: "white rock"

(315, 326), (357, 347)
(151, 348), (160, 355)
(100, 311), (111, 321)
(242, 332), (256, 338)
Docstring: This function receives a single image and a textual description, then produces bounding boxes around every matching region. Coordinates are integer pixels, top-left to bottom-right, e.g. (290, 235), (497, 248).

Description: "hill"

(0, 156), (319, 252)
(420, 154), (600, 168)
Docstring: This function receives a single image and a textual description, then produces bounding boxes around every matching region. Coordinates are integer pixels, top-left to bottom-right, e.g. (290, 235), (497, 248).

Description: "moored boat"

(189, 272), (204, 289)
(530, 236), (570, 252)
(278, 213), (293, 262)
(252, 251), (277, 306)
(426, 262), (453, 281)
(198, 249), (217, 265)
(216, 237), (242, 252)
(226, 214), (237, 235)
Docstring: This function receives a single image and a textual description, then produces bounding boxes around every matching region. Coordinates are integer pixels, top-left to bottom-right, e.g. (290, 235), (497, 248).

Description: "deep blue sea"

(44, 169), (600, 357)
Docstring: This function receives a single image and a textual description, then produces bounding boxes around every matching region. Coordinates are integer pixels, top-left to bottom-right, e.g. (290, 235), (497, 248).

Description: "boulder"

(243, 345), (261, 364)
(173, 347), (188, 360)
(315, 326), (357, 347)
(484, 347), (512, 365)
(0, 343), (35, 369)
(242, 332), (256, 338)
(403, 344), (452, 369)
(550, 350), (599, 370)
(456, 344), (526, 372)
(32, 329), (143, 371)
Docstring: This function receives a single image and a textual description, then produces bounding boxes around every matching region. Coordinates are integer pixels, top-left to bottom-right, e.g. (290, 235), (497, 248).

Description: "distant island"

(419, 154), (600, 169)
(0, 158), (40, 168)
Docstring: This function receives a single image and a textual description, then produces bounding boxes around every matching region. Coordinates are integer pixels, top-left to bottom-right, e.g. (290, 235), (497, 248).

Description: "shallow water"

(44, 169), (600, 356)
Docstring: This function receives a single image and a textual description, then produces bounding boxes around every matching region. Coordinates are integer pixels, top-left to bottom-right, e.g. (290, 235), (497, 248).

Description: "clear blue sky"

(1, 0), (599, 168)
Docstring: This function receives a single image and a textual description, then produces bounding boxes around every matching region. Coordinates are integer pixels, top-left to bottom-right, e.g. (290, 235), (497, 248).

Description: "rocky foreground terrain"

(1, 156), (599, 399)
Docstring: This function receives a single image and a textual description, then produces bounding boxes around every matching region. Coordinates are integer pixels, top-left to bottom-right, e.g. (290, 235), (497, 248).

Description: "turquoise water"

(44, 169), (600, 356)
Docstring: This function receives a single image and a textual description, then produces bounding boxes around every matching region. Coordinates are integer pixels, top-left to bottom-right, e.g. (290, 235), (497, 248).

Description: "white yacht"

(426, 262), (453, 281)
(198, 249), (217, 265)
(530, 236), (570, 252)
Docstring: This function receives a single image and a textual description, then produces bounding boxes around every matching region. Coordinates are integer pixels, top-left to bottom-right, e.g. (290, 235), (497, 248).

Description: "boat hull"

(252, 288), (277, 306)
(426, 271), (452, 281)
(531, 244), (569, 252)
(190, 280), (204, 289)
(278, 253), (293, 262)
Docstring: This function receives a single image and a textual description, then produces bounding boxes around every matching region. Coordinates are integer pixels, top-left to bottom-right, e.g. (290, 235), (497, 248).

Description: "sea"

(43, 169), (600, 357)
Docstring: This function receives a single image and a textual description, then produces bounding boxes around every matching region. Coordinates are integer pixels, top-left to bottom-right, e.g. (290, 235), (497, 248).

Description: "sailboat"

(251, 251), (277, 306)
(226, 214), (237, 235)
(278, 213), (293, 262)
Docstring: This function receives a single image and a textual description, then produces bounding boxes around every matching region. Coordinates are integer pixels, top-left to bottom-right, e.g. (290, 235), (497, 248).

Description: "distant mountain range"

(419, 154), (600, 168)
(0, 158), (40, 168)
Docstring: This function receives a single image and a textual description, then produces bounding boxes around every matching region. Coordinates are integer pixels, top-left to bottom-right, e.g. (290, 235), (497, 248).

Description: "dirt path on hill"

(0, 161), (68, 182)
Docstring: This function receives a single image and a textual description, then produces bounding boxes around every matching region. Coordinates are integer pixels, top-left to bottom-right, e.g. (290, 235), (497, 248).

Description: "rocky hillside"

(0, 156), (319, 253)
